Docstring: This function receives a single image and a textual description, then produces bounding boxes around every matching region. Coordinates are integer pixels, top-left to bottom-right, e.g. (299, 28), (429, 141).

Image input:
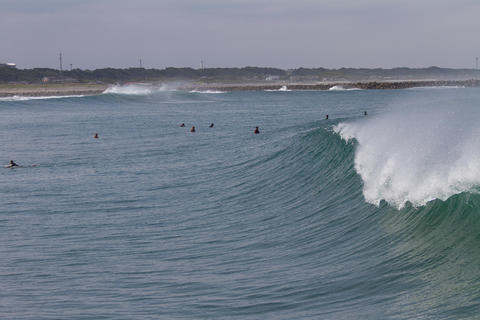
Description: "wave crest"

(265, 85), (291, 92)
(189, 89), (225, 94)
(334, 97), (480, 208)
(328, 85), (360, 91)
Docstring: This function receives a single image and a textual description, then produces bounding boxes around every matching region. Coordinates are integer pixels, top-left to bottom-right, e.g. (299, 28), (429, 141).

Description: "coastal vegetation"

(1, 66), (479, 84)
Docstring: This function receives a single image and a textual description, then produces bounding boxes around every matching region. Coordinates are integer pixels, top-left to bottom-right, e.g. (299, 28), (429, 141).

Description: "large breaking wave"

(334, 96), (480, 208)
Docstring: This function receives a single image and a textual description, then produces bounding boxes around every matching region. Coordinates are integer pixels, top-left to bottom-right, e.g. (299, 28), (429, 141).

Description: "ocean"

(1, 85), (480, 319)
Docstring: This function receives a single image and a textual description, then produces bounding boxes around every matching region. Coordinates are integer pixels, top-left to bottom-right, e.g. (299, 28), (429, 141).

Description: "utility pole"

(201, 60), (204, 70)
(476, 57), (478, 70)
(70, 64), (73, 71)
(59, 52), (63, 72)
(139, 59), (143, 68)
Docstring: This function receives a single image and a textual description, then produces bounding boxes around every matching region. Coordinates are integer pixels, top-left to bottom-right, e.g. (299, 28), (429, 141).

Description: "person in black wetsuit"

(209, 123), (214, 128)
(7, 160), (19, 167)
(180, 123), (185, 127)
(325, 114), (329, 120)
(254, 126), (260, 134)
(190, 126), (196, 132)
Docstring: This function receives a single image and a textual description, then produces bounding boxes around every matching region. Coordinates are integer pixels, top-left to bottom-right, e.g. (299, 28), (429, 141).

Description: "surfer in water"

(7, 160), (19, 168)
(209, 123), (214, 128)
(364, 111), (368, 116)
(180, 123), (185, 127)
(190, 126), (196, 133)
(325, 114), (329, 120)
(254, 126), (260, 134)
(94, 133), (99, 139)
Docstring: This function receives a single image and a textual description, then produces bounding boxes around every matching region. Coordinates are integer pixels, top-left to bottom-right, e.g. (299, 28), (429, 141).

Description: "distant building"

(0, 62), (16, 69)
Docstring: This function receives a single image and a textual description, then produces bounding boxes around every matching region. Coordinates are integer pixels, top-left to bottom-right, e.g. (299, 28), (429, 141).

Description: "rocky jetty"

(195, 79), (480, 92)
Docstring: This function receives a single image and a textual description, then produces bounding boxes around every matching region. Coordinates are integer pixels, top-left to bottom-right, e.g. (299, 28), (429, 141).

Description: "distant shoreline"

(0, 80), (479, 97)
(0, 83), (107, 97)
(192, 79), (480, 92)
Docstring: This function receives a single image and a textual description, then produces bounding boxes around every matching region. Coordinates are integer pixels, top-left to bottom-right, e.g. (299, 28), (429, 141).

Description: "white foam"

(265, 85), (291, 92)
(406, 86), (465, 90)
(0, 95), (85, 101)
(104, 83), (175, 95)
(334, 98), (480, 208)
(328, 85), (360, 91)
(104, 84), (154, 95)
(189, 89), (225, 94)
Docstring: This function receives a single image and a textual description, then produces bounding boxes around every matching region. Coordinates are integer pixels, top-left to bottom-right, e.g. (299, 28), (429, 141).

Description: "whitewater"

(1, 86), (480, 319)
(335, 92), (480, 208)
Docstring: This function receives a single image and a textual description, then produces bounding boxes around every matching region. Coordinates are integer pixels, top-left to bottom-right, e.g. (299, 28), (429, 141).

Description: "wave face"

(335, 93), (480, 208)
(2, 88), (480, 319)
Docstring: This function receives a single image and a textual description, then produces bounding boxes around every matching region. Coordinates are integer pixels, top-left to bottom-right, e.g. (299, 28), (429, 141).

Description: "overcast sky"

(1, 0), (479, 70)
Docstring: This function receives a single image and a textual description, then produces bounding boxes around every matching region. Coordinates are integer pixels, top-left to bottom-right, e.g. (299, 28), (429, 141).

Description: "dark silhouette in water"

(7, 160), (19, 168)
(94, 133), (99, 139)
(254, 126), (260, 134)
(180, 123), (185, 127)
(364, 111), (368, 116)
(190, 126), (196, 133)
(325, 115), (329, 120)
(209, 123), (214, 128)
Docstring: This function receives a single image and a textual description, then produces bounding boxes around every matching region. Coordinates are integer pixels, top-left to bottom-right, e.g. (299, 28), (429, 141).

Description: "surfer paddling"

(254, 126), (260, 134)
(6, 160), (19, 168)
(190, 126), (196, 133)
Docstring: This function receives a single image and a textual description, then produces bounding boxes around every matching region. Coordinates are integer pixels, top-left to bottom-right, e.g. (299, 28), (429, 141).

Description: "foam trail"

(189, 89), (225, 94)
(0, 95), (85, 102)
(406, 86), (465, 90)
(334, 98), (480, 208)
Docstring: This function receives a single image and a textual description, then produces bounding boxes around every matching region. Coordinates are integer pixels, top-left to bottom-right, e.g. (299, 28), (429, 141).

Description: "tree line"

(0, 66), (478, 84)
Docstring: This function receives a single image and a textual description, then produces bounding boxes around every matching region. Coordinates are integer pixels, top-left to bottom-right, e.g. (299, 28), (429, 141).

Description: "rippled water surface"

(1, 87), (480, 319)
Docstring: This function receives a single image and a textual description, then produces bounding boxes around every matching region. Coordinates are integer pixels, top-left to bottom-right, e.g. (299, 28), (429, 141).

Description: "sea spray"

(328, 85), (360, 91)
(334, 96), (480, 208)
(265, 85), (291, 92)
(104, 83), (177, 95)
